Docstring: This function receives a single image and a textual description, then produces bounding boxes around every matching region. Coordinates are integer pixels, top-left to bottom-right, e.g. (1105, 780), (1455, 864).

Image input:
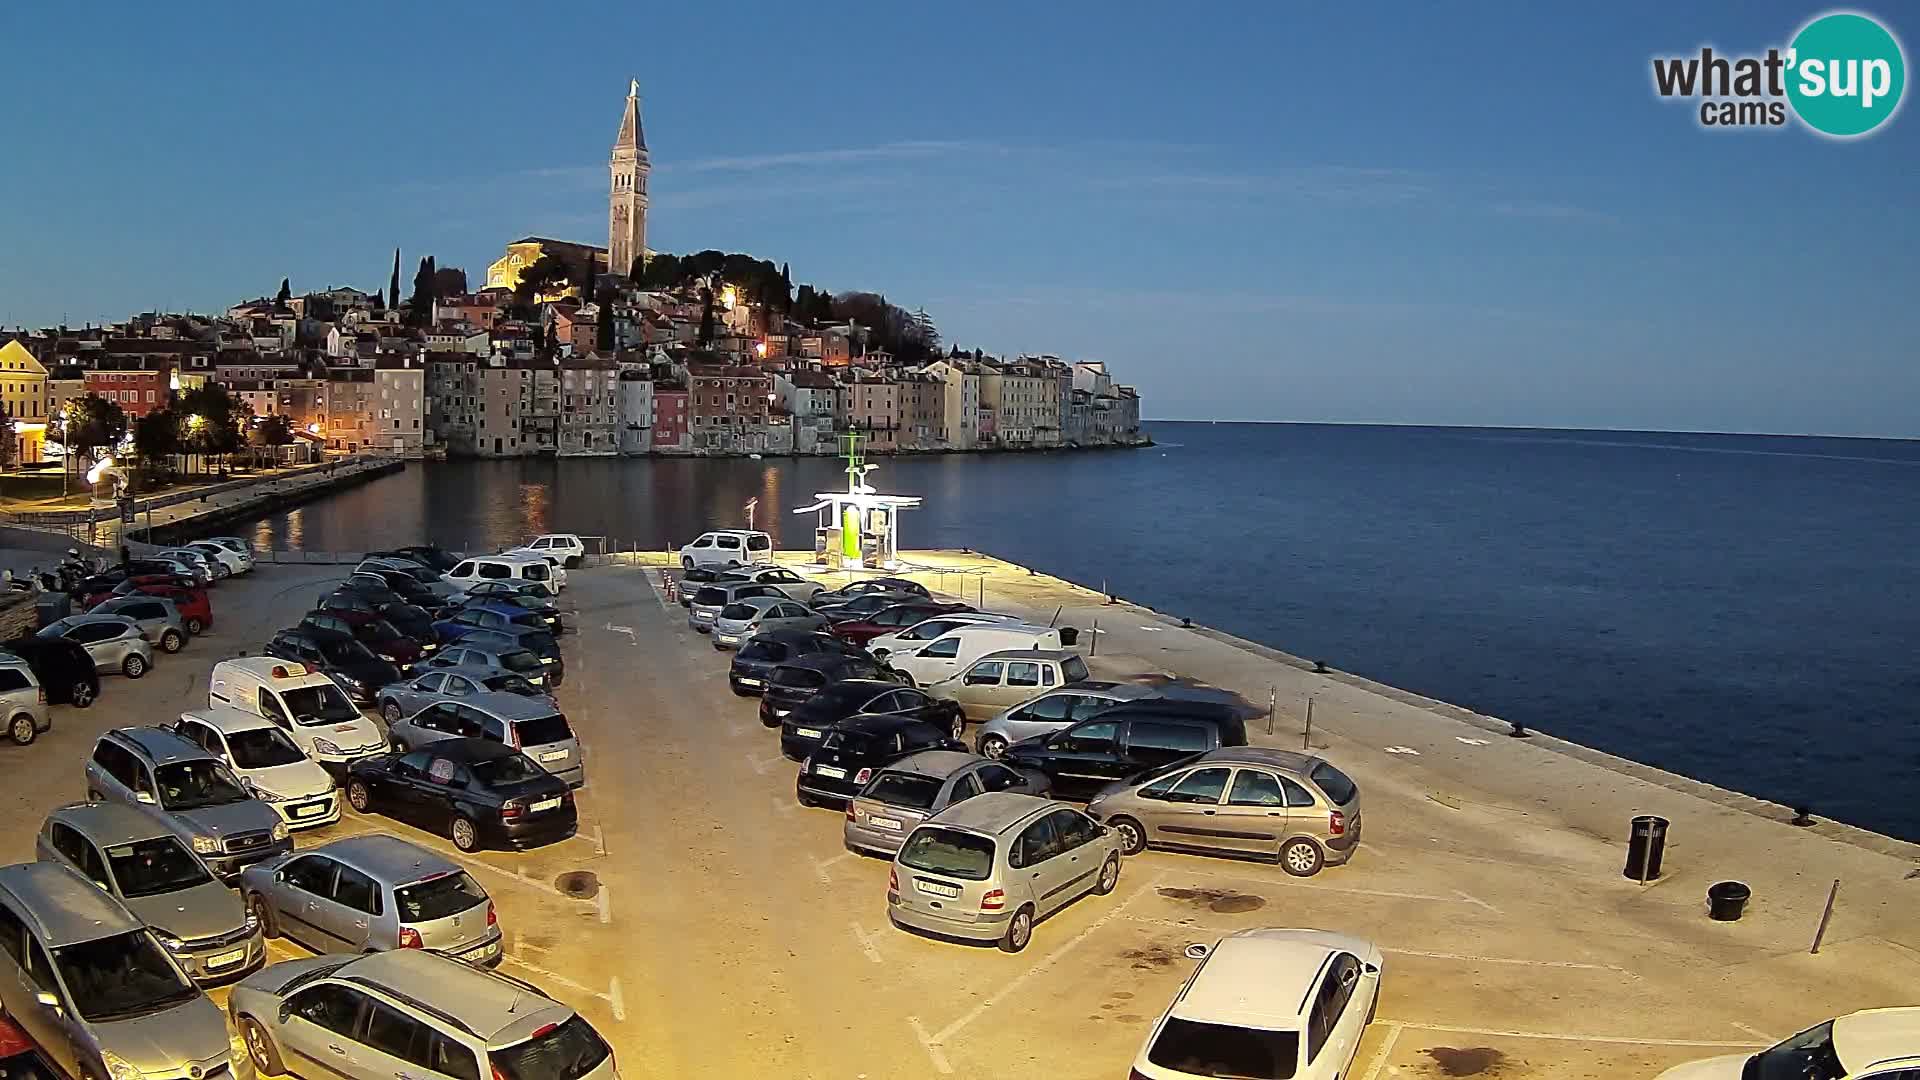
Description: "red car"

(78, 573), (195, 610)
(0, 1016), (59, 1080)
(110, 580), (213, 635)
(830, 601), (976, 646)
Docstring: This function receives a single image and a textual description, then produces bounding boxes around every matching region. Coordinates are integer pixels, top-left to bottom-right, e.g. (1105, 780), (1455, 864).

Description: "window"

(1012, 814), (1060, 867)
(948, 773), (982, 804)
(282, 855), (339, 896)
(1053, 721), (1117, 754)
(1127, 721), (1213, 756)
(1148, 1017), (1298, 1078)
(1017, 694), (1076, 724)
(360, 999), (424, 1061)
(963, 661), (1004, 686)
(1309, 762), (1358, 806)
(1006, 661), (1041, 688)
(332, 865), (382, 914)
(0, 668), (31, 692)
(920, 637), (960, 659)
(1306, 955), (1361, 1063)
(478, 562), (510, 579)
(1049, 808), (1098, 850)
(1228, 771), (1287, 807)
(0, 902), (24, 965)
(424, 1030), (481, 1080)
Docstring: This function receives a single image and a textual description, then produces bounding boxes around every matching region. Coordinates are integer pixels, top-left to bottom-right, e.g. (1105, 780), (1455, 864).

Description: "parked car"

(925, 648), (1094, 722)
(446, 626), (563, 686)
(830, 602), (980, 647)
(110, 579), (212, 635)
(419, 642), (554, 689)
(515, 532), (587, 568)
(442, 554), (561, 595)
(0, 1015), (59, 1080)
(687, 581), (788, 633)
(208, 657), (387, 779)
(155, 548), (221, 583)
(318, 591), (441, 645)
(0, 861), (236, 1080)
(1654, 1009), (1920, 1079)
(300, 610), (423, 670)
(1086, 748), (1362, 876)
(679, 529), (773, 570)
(38, 613), (153, 678)
(388, 692), (583, 788)
(462, 578), (560, 603)
(353, 563), (457, 605)
(265, 626), (402, 705)
(728, 630), (867, 695)
(36, 801), (264, 985)
(1131, 929), (1383, 1080)
(432, 601), (551, 643)
(1001, 698), (1254, 800)
(780, 679), (967, 760)
(812, 577), (931, 606)
(346, 739), (576, 852)
(865, 612), (1018, 660)
(334, 571), (441, 611)
(84, 727), (291, 882)
(377, 668), (551, 724)
(0, 653), (51, 746)
(240, 834), (502, 965)
(186, 540), (252, 577)
(392, 543), (464, 572)
(459, 581), (564, 630)
(228, 949), (614, 1080)
(795, 714), (966, 807)
(811, 591), (924, 624)
(973, 682), (1152, 759)
(887, 792), (1122, 953)
(712, 596), (828, 649)
(758, 652), (900, 726)
(843, 751), (1050, 856)
(201, 535), (255, 558)
(884, 623), (1072, 688)
(713, 564), (826, 603)
(88, 595), (187, 654)
(140, 553), (212, 586)
(674, 565), (728, 607)
(2, 635), (100, 708)
(171, 706), (340, 830)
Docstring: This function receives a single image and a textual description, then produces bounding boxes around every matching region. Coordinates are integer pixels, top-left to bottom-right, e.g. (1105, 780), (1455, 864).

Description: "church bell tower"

(609, 80), (649, 280)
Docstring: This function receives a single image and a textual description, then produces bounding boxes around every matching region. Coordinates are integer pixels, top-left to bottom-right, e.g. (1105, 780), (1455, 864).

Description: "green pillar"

(842, 505), (861, 562)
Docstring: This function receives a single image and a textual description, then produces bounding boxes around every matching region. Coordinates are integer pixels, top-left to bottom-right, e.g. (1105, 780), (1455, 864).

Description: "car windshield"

(1310, 761), (1358, 805)
(865, 772), (942, 810)
(485, 673), (541, 695)
(53, 930), (199, 1023)
(719, 603), (758, 620)
(227, 726), (306, 768)
(514, 714), (573, 746)
(471, 755), (543, 787)
(516, 631), (557, 654)
(898, 827), (995, 881)
(1745, 1022), (1846, 1080)
(154, 760), (250, 810)
(1062, 656), (1091, 682)
(395, 871), (487, 922)
(810, 684), (879, 712)
(285, 684), (362, 724)
(491, 1013), (611, 1080)
(321, 637), (378, 664)
(106, 836), (214, 898)
(501, 650), (544, 673)
(1148, 1017), (1300, 1079)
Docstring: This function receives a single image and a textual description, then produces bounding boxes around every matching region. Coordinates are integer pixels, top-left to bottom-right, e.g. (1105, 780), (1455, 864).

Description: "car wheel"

(346, 780), (372, 813)
(948, 715), (966, 741)
(998, 905), (1034, 953)
(797, 790), (819, 808)
(870, 647), (889, 661)
(160, 630), (184, 654)
(564, 555), (581, 569)
(725, 560), (740, 569)
(382, 701), (403, 724)
(1094, 854), (1121, 895)
(1280, 837), (1325, 877)
(240, 1016), (285, 1076)
(8, 714), (35, 746)
(249, 894), (279, 938)
(122, 654), (147, 678)
(70, 681), (95, 708)
(450, 815), (481, 852)
(185, 616), (204, 635)
(894, 669), (915, 687)
(1110, 816), (1148, 856)
(215, 564), (232, 580)
(978, 734), (1009, 760)
(681, 557), (694, 571)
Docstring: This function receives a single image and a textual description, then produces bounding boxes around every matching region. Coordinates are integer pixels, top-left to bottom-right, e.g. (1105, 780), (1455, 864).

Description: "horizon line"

(1141, 418), (1920, 444)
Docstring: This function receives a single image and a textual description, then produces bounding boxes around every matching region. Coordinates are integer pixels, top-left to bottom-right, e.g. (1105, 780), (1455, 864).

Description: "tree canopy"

(133, 408), (181, 472)
(62, 395), (128, 454)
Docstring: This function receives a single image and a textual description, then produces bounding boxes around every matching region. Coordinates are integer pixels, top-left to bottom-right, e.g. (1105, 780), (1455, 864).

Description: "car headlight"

(191, 835), (220, 855)
(245, 910), (260, 932)
(312, 737), (342, 755)
(248, 783), (286, 803)
(102, 1050), (143, 1080)
(271, 822), (289, 841)
(379, 654), (397, 662)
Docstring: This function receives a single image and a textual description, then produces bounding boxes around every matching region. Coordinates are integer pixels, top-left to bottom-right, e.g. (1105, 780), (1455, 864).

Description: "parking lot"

(4, 559), (1917, 1079)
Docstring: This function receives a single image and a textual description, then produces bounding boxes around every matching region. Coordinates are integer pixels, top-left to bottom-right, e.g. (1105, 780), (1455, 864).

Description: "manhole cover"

(555, 871), (600, 899)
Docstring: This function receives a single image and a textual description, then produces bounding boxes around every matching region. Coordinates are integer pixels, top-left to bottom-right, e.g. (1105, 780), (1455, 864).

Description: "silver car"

(0, 861), (242, 1080)
(229, 950), (616, 1080)
(844, 751), (1051, 856)
(84, 727), (292, 882)
(0, 653), (52, 746)
(388, 691), (583, 787)
(420, 642), (553, 690)
(711, 596), (828, 649)
(240, 834), (502, 966)
(888, 792), (1124, 953)
(38, 614), (155, 678)
(973, 681), (1152, 759)
(714, 564), (827, 603)
(156, 548), (219, 583)
(687, 581), (787, 632)
(88, 595), (188, 654)
(37, 802), (265, 985)
(377, 667), (553, 724)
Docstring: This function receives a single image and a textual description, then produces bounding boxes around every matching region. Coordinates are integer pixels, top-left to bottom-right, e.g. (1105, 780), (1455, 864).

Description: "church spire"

(614, 79), (646, 152)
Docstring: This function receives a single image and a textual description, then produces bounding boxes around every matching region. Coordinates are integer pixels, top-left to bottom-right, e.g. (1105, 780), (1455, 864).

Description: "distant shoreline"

(1142, 418), (1920, 443)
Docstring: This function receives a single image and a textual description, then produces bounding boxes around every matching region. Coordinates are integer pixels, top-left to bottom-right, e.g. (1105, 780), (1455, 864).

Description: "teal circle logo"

(1787, 12), (1906, 137)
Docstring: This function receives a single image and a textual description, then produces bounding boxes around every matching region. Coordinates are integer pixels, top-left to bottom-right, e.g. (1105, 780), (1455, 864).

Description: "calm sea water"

(247, 424), (1920, 840)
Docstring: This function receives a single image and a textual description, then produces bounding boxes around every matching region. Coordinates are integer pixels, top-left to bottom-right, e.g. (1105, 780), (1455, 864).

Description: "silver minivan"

(387, 691), (583, 787)
(887, 792), (1124, 953)
(37, 802), (265, 985)
(0, 653), (52, 746)
(240, 834), (502, 966)
(844, 751), (1051, 857)
(0, 861), (242, 1080)
(85, 727), (291, 882)
(38, 614), (155, 679)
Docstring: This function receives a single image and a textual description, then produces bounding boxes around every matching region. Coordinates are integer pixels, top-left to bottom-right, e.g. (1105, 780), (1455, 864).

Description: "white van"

(207, 657), (386, 780)
(886, 623), (1076, 687)
(515, 533), (587, 568)
(443, 553), (564, 594)
(679, 530), (774, 570)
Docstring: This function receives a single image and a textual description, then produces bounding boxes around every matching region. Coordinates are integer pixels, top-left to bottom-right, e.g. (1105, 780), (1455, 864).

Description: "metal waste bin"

(1707, 881), (1750, 921)
(1624, 814), (1669, 881)
(33, 593), (71, 629)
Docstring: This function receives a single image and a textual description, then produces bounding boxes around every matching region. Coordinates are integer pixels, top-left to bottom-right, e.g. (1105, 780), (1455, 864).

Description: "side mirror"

(134, 792), (156, 805)
(274, 869), (287, 883)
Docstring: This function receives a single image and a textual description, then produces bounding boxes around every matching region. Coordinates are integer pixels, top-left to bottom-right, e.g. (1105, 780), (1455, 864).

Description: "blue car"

(431, 601), (551, 644)
(443, 624), (564, 686)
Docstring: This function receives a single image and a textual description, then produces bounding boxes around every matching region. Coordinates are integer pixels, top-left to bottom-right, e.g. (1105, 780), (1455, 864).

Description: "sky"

(2, 3), (1916, 435)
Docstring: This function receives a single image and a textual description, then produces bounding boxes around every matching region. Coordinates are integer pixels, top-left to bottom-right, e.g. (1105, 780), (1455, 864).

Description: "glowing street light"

(755, 341), (768, 359)
(85, 455), (113, 486)
(186, 414), (206, 432)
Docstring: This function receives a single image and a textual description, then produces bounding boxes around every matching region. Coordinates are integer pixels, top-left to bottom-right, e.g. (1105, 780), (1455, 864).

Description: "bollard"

(1624, 815), (1669, 882)
(1301, 694), (1311, 747)
(1089, 618), (1098, 657)
(1809, 879), (1839, 953)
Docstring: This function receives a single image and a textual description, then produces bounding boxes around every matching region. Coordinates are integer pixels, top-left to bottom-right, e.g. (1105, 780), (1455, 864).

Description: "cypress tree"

(389, 248), (401, 312)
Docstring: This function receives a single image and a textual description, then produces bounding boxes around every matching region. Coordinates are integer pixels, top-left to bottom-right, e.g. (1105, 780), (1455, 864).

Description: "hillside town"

(0, 83), (1145, 464)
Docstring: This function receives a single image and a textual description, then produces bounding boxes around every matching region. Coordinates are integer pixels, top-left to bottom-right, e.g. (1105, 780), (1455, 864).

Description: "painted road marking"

(604, 623), (635, 639)
(1359, 1022), (1402, 1080)
(596, 887), (612, 925)
(592, 824), (607, 856)
(771, 795), (794, 817)
(749, 752), (789, 775)
(1384, 745), (1421, 755)
(501, 956), (624, 1021)
(1456, 736), (1490, 746)
(1381, 1021), (1763, 1048)
(849, 921), (884, 964)
(907, 1017), (952, 1075)
(1382, 946), (1634, 977)
(1167, 866), (1500, 914)
(813, 852), (854, 884)
(1732, 1022), (1778, 1042)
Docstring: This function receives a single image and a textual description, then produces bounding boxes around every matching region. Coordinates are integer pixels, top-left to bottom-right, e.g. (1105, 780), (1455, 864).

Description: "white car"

(202, 536), (254, 557)
(151, 549), (214, 585)
(170, 706), (340, 830)
(1131, 929), (1382, 1080)
(716, 565), (826, 604)
(1656, 1008), (1920, 1079)
(518, 533), (587, 568)
(866, 612), (1019, 660)
(679, 530), (773, 571)
(186, 540), (251, 577)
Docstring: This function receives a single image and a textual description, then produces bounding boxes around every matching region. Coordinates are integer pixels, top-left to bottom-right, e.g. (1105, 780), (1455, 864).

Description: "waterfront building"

(426, 356), (480, 453)
(325, 367), (377, 451)
(896, 373), (945, 451)
(651, 385), (689, 453)
(475, 363), (532, 457)
(917, 359), (979, 450)
(558, 353), (619, 455)
(774, 370), (840, 455)
(688, 364), (772, 453)
(618, 372), (652, 455)
(83, 363), (171, 417)
(373, 356), (427, 457)
(847, 376), (898, 453)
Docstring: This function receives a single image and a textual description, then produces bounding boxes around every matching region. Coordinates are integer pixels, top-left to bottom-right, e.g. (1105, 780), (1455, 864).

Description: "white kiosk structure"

(794, 435), (920, 571)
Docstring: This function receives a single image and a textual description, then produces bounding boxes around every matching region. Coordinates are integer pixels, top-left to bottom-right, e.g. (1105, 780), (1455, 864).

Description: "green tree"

(512, 254), (573, 312)
(251, 414), (294, 468)
(596, 303), (615, 351)
(389, 248), (402, 312)
(275, 278), (292, 308)
(178, 383), (246, 474)
(432, 265), (468, 296)
(0, 408), (15, 469)
(132, 408), (181, 477)
(64, 395), (128, 456)
(408, 256), (437, 324)
(698, 288), (716, 345)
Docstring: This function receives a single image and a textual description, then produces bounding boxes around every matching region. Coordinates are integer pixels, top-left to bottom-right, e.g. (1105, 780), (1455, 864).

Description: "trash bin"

(1058, 627), (1079, 647)
(33, 593), (71, 629)
(1707, 881), (1751, 921)
(1624, 814), (1669, 881)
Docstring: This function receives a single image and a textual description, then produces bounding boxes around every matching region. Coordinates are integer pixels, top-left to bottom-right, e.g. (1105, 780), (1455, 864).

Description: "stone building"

(373, 356), (427, 457)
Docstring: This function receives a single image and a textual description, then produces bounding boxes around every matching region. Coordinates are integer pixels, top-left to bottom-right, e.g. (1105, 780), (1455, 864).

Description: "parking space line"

(500, 957), (625, 1022)
(771, 795), (794, 817)
(592, 824), (606, 856)
(644, 571), (674, 614)
(324, 823), (593, 902)
(907, 1017), (953, 1075)
(1382, 1021), (1764, 1048)
(1164, 865), (1501, 913)
(608, 977), (625, 1022)
(1359, 1022), (1401, 1080)
(849, 921), (884, 964)
(596, 887), (611, 925)
(1732, 1022), (1778, 1043)
(749, 752), (788, 775)
(1381, 946), (1635, 977)
(813, 852), (855, 884)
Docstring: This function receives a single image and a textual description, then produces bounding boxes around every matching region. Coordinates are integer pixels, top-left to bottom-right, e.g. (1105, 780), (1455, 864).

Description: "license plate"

(737, 677), (762, 687)
(207, 948), (246, 969)
(869, 815), (901, 831)
(539, 750), (567, 762)
(915, 879), (960, 898)
(531, 797), (562, 812)
(795, 727), (822, 739)
(814, 765), (846, 779)
(292, 803), (326, 818)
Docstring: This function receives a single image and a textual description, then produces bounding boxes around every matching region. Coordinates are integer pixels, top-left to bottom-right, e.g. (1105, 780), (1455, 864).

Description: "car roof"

(415, 737), (516, 763)
(783, 653), (863, 674)
(824, 678), (900, 695)
(337, 950), (566, 1041)
(216, 656), (334, 684)
(1193, 746), (1322, 773)
(181, 705), (284, 735)
(1835, 1008), (1920, 1070)
(1059, 680), (1151, 700)
(881, 750), (980, 779)
(838, 712), (930, 734)
(749, 628), (836, 646)
(457, 691), (560, 720)
(936, 622), (1055, 638)
(1171, 930), (1368, 1028)
(925, 791), (1053, 834)
(45, 801), (175, 847)
(466, 553), (545, 566)
(704, 529), (767, 538)
(972, 648), (1080, 663)
(69, 613), (136, 627)
(726, 595), (783, 611)
(312, 835), (462, 885)
(0, 861), (145, 946)
(109, 725), (213, 765)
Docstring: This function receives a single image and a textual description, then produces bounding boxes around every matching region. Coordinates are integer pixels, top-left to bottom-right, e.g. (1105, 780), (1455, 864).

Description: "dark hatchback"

(300, 610), (424, 670)
(345, 737), (576, 852)
(316, 590), (441, 645)
(675, 566), (730, 607)
(758, 652), (898, 726)
(829, 601), (976, 646)
(392, 545), (464, 573)
(811, 578), (930, 606)
(265, 626), (403, 705)
(1, 634), (99, 707)
(780, 679), (967, 760)
(794, 714), (965, 807)
(728, 630), (866, 695)
(456, 626), (564, 686)
(1001, 698), (1255, 799)
(813, 591), (924, 623)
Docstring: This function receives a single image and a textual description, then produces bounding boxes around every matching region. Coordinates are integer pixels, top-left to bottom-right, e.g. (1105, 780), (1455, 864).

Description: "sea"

(245, 423), (1920, 841)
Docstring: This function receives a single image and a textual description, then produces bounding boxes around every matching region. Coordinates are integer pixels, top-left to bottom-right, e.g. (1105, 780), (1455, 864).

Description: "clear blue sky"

(2, 3), (1915, 435)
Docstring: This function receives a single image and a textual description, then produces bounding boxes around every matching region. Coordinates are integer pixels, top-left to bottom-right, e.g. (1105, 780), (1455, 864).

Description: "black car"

(729, 630), (866, 696)
(333, 571), (439, 611)
(265, 626), (402, 705)
(779, 678), (966, 760)
(460, 583), (565, 630)
(321, 593), (440, 645)
(299, 611), (424, 671)
(1, 634), (99, 707)
(758, 652), (899, 726)
(393, 545), (464, 573)
(813, 591), (923, 622)
(1001, 699), (1255, 799)
(355, 566), (447, 608)
(795, 714), (965, 806)
(345, 737), (575, 852)
(812, 578), (930, 605)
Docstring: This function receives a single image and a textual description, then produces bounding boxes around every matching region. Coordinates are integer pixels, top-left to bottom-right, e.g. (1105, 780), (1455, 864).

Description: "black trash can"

(1624, 814), (1669, 881)
(1707, 881), (1750, 921)
(1057, 627), (1079, 647)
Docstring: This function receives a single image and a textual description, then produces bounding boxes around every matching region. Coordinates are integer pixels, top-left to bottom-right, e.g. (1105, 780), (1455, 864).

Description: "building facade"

(618, 373), (652, 455)
(373, 357), (427, 456)
(558, 354), (619, 455)
(651, 387), (689, 452)
(688, 365), (771, 452)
